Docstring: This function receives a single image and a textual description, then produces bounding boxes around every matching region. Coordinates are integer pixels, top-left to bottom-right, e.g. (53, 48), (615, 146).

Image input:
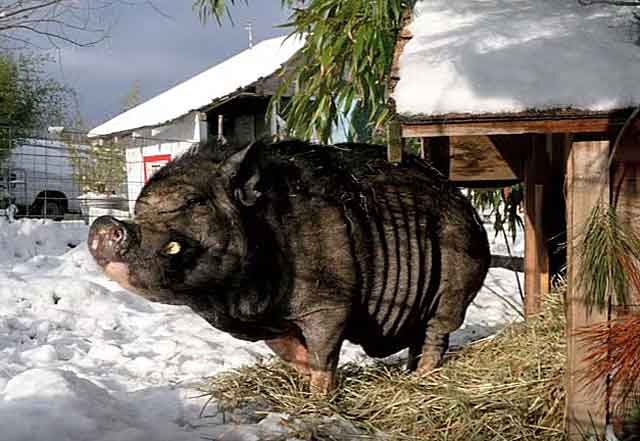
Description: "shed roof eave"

(398, 108), (634, 137)
(398, 108), (634, 124)
(88, 88), (264, 139)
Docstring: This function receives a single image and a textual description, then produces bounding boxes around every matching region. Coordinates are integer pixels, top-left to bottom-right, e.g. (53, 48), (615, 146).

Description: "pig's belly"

(345, 310), (430, 358)
(345, 201), (442, 357)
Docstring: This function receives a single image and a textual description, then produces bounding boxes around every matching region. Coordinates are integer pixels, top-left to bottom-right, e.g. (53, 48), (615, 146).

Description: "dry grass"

(200, 292), (567, 441)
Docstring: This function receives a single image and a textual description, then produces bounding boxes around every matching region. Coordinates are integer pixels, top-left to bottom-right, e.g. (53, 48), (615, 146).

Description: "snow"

(0, 219), (88, 267)
(0, 219), (523, 440)
(393, 0), (640, 117)
(484, 219), (524, 257)
(88, 35), (304, 137)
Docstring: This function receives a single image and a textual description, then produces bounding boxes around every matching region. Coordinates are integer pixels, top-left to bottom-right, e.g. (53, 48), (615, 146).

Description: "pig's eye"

(185, 196), (207, 208)
(162, 241), (182, 256)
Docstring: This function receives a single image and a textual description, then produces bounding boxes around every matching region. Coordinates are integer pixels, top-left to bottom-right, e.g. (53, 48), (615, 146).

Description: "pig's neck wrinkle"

(223, 214), (293, 323)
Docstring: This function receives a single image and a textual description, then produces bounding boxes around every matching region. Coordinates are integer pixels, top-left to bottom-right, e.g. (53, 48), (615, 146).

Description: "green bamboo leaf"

(195, 0), (406, 143)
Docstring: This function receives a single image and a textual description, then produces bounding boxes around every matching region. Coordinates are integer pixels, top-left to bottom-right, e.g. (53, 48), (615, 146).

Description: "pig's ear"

(221, 142), (263, 207)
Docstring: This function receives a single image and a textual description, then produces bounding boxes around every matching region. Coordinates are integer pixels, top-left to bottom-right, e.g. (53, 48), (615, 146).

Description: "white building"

(89, 35), (304, 214)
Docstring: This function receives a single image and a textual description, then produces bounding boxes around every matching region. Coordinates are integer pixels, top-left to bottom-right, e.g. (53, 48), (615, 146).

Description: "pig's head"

(87, 142), (269, 306)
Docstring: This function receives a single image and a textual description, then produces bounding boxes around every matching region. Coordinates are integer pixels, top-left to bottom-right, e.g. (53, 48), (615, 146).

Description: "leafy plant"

(0, 52), (73, 164)
(576, 106), (640, 311)
(274, 0), (406, 142)
(65, 139), (126, 194)
(470, 185), (523, 242)
(0, 52), (72, 129)
(578, 204), (640, 310)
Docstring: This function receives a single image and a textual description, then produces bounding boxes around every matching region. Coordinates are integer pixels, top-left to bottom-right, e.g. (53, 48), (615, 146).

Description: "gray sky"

(48, 1), (291, 129)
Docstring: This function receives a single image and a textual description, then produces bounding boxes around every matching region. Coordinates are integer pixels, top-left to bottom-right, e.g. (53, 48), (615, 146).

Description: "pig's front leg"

(297, 308), (347, 397)
(265, 331), (311, 377)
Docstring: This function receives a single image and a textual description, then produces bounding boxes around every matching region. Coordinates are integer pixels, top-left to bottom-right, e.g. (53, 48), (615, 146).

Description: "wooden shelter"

(387, 0), (640, 438)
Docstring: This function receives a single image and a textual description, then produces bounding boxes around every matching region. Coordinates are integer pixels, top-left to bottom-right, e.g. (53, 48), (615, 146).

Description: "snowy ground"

(0, 219), (524, 441)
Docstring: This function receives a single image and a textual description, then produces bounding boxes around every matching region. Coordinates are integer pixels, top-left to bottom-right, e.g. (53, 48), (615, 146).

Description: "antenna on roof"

(244, 22), (254, 49)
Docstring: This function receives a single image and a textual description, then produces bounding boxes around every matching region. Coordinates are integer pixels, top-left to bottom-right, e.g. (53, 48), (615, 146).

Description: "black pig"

(88, 140), (490, 395)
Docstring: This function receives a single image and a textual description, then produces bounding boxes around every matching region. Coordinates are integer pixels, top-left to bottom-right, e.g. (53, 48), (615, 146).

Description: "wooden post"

(565, 138), (609, 440)
(547, 134), (569, 277)
(609, 126), (640, 433)
(217, 114), (224, 141)
(387, 118), (403, 163)
(196, 112), (208, 143)
(419, 137), (428, 160)
(524, 135), (550, 317)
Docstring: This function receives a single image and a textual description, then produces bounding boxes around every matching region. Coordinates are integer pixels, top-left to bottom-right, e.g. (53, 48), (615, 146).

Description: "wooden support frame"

(524, 135), (551, 318)
(401, 116), (625, 138)
(387, 118), (404, 163)
(565, 138), (609, 440)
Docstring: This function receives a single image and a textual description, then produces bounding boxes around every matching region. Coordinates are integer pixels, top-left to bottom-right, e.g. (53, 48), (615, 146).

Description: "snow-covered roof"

(89, 35), (304, 137)
(392, 0), (640, 119)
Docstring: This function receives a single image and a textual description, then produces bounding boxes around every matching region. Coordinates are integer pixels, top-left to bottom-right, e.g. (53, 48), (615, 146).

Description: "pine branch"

(577, 314), (640, 411)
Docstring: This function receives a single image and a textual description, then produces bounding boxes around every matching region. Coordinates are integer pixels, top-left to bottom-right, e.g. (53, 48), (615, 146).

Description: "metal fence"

(0, 127), (197, 223)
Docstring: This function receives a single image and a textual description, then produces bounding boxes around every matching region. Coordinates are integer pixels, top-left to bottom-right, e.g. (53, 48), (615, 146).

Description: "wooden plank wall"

(565, 138), (609, 440)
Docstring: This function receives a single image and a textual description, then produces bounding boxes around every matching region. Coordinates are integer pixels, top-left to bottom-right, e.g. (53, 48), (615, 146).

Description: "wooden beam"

(402, 117), (619, 138)
(488, 134), (528, 180)
(524, 135), (550, 318)
(565, 139), (609, 440)
(449, 135), (521, 182)
(448, 179), (521, 189)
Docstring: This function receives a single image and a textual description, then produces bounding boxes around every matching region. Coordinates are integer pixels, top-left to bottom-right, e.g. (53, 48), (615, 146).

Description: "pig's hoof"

(415, 356), (443, 376)
(309, 369), (335, 398)
(289, 363), (311, 379)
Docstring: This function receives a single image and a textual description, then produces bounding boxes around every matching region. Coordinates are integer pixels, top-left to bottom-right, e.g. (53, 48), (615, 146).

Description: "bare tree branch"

(0, 0), (168, 48)
(10, 24), (105, 47)
(0, 0), (64, 21)
(144, 1), (174, 21)
(0, 33), (38, 50)
(578, 0), (640, 6)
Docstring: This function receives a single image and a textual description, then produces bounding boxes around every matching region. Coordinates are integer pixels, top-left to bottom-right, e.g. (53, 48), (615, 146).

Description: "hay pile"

(201, 292), (566, 441)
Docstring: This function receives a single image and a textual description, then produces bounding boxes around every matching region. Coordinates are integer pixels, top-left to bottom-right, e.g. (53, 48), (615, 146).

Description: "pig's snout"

(88, 216), (132, 267)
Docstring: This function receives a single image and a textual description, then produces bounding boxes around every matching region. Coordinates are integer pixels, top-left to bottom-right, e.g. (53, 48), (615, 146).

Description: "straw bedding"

(201, 290), (566, 441)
